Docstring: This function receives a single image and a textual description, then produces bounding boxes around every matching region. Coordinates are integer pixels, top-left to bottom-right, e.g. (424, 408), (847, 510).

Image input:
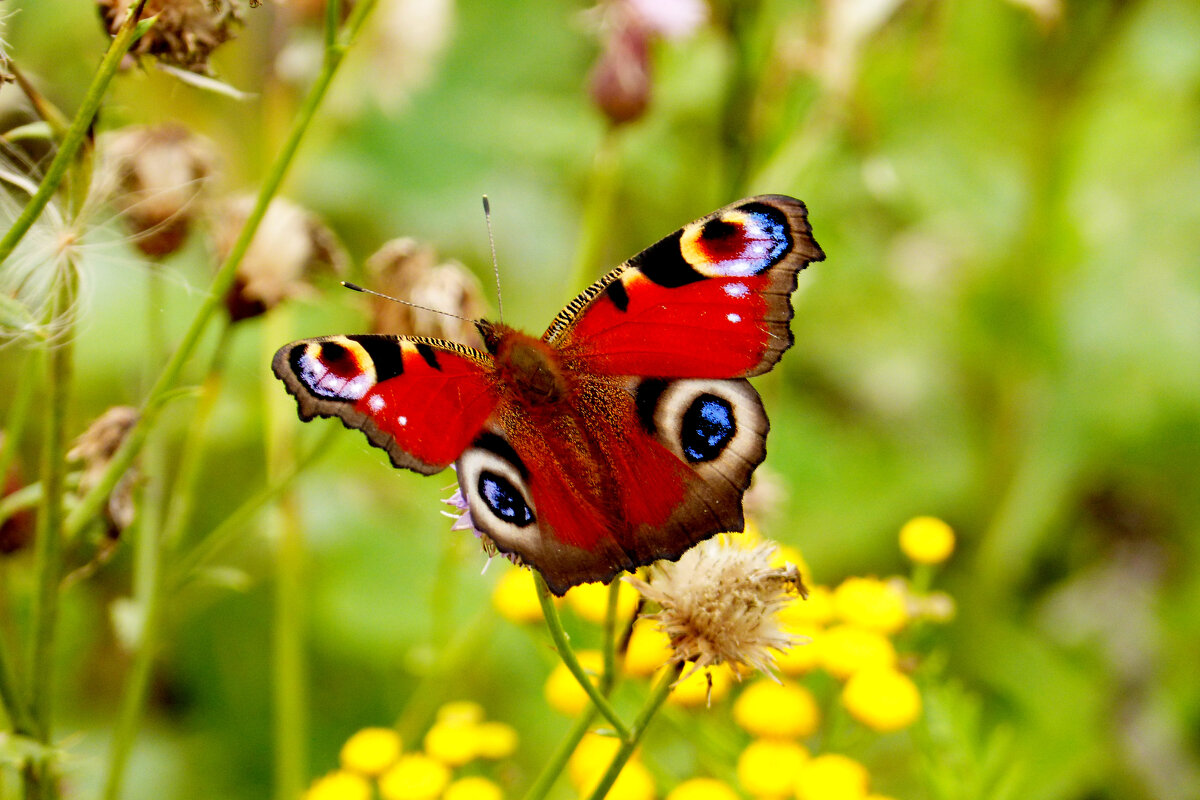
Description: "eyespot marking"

(292, 339), (375, 401)
(680, 205), (791, 277)
(680, 394), (736, 463)
(478, 470), (534, 526)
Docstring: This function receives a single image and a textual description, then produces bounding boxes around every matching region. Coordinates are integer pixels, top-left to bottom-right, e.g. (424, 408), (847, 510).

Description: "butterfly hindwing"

(272, 334), (499, 474)
(455, 373), (767, 594)
(544, 195), (824, 379)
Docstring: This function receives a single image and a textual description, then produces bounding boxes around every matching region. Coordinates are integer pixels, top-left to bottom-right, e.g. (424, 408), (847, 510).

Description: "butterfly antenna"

(483, 195), (503, 324)
(340, 282), (475, 324)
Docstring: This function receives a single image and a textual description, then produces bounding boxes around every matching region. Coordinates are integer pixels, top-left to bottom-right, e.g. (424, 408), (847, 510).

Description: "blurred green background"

(3, 0), (1200, 798)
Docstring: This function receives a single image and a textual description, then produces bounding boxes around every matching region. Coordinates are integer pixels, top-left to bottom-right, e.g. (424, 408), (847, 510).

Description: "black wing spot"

(604, 279), (631, 312)
(475, 432), (530, 480)
(680, 394), (735, 463)
(634, 379), (668, 434)
(700, 217), (739, 241)
(478, 471), (535, 526)
(415, 342), (442, 371)
(350, 336), (405, 381)
(629, 233), (705, 288)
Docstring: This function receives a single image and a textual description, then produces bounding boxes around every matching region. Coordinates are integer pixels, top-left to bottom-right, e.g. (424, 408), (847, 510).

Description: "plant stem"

(265, 310), (307, 800)
(535, 574), (630, 740)
(585, 664), (680, 800)
(568, 129), (621, 295)
(26, 268), (76, 800)
(521, 707), (600, 800)
(601, 579), (620, 694)
(62, 0), (381, 542)
(0, 0), (152, 265)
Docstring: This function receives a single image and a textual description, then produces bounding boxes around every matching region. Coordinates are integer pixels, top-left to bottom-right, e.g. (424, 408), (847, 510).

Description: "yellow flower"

(668, 663), (734, 707)
(492, 568), (544, 624)
(832, 577), (907, 634)
(304, 770), (372, 800)
(474, 721), (519, 759)
(841, 667), (922, 732)
(817, 625), (897, 680)
(378, 753), (451, 800)
(339, 727), (402, 776)
(565, 579), (639, 624)
(603, 760), (657, 800)
(736, 739), (809, 798)
(624, 619), (675, 677)
(437, 701), (486, 724)
(424, 720), (478, 766)
(899, 516), (955, 564)
(665, 778), (740, 800)
(544, 650), (603, 716)
(794, 754), (870, 800)
(732, 680), (820, 739)
(568, 732), (626, 789)
(776, 624), (821, 676)
(444, 776), (504, 800)
(778, 585), (834, 627)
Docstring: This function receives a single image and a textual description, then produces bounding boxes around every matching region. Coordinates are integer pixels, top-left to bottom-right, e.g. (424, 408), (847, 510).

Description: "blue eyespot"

(681, 395), (736, 462)
(479, 471), (534, 526)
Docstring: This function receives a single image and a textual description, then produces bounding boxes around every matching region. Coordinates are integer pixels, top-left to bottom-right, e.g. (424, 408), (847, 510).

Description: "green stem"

(535, 574), (630, 740)
(166, 427), (337, 589)
(0, 1), (152, 265)
(521, 707), (600, 800)
(0, 349), (36, 488)
(26, 268), (76, 800)
(62, 0), (381, 541)
(266, 310), (307, 800)
(568, 129), (621, 295)
(600, 579), (620, 694)
(585, 664), (680, 800)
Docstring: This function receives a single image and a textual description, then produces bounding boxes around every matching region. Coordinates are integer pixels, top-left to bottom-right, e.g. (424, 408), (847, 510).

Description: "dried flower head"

(101, 124), (217, 258)
(625, 535), (807, 678)
(213, 195), (348, 322)
(365, 238), (486, 347)
(98, 0), (243, 75)
(67, 406), (140, 534)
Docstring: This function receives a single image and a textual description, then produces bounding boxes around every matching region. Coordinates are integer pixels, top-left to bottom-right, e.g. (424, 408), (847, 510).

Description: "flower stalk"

(535, 573), (631, 741)
(585, 663), (681, 800)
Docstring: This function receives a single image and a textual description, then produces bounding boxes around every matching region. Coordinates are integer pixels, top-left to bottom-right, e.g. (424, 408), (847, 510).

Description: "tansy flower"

(817, 625), (897, 680)
(832, 577), (908, 634)
(667, 662), (734, 707)
(436, 701), (485, 725)
(423, 719), (479, 766)
(841, 666), (922, 732)
(444, 776), (504, 800)
(587, 759), (656, 800)
(626, 535), (806, 678)
(794, 753), (870, 800)
(303, 770), (372, 800)
(774, 623), (821, 676)
(565, 579), (639, 624)
(339, 727), (402, 775)
(624, 618), (674, 676)
(544, 650), (604, 716)
(568, 732), (626, 789)
(899, 516), (956, 564)
(732, 680), (820, 739)
(473, 721), (518, 759)
(779, 584), (834, 627)
(737, 739), (809, 798)
(665, 777), (740, 800)
(378, 753), (450, 800)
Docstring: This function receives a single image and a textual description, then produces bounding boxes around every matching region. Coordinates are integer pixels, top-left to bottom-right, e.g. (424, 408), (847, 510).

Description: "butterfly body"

(274, 195), (823, 594)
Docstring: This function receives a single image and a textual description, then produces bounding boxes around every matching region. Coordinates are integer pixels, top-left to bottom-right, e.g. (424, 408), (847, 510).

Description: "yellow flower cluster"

(303, 702), (517, 800)
(568, 732), (655, 800)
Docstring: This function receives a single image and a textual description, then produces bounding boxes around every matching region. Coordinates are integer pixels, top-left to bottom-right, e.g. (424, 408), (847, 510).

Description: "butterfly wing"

(454, 372), (768, 594)
(272, 334), (499, 474)
(544, 195), (824, 378)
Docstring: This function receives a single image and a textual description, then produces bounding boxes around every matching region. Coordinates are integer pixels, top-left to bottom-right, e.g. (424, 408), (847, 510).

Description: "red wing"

(272, 334), (499, 474)
(543, 195), (824, 379)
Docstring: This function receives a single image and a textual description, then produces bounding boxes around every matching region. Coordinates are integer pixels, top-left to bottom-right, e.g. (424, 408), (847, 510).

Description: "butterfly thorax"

(480, 321), (568, 406)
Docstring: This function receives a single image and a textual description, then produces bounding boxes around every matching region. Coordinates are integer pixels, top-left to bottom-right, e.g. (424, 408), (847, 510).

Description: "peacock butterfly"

(272, 195), (824, 595)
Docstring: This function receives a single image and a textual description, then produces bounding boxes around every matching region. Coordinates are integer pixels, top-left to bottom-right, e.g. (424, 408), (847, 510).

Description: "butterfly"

(272, 195), (824, 595)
